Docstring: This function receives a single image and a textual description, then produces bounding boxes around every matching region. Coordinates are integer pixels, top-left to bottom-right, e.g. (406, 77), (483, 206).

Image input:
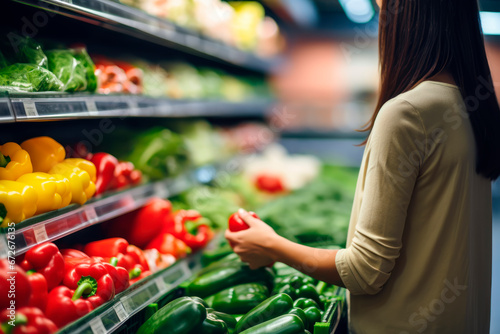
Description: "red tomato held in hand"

(228, 211), (259, 232)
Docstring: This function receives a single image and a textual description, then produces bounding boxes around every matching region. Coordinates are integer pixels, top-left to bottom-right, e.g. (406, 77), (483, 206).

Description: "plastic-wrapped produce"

(0, 63), (64, 92)
(17, 37), (48, 68)
(46, 49), (88, 92)
(73, 48), (97, 92)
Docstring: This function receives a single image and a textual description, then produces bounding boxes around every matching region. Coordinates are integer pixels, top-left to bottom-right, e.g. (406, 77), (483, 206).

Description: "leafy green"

(73, 48), (97, 92)
(0, 63), (63, 92)
(16, 37), (47, 68)
(46, 49), (87, 92)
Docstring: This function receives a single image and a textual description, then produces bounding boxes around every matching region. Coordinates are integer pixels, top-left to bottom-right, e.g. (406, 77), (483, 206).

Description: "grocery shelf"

(0, 158), (242, 258)
(57, 252), (203, 334)
(0, 93), (273, 122)
(12, 0), (281, 73)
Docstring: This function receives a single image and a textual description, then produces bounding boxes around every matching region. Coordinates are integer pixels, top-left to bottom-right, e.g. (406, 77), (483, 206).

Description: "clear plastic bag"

(46, 49), (88, 92)
(0, 63), (64, 93)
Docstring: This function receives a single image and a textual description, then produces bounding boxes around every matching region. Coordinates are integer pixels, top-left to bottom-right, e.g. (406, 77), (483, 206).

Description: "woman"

(225, 0), (500, 333)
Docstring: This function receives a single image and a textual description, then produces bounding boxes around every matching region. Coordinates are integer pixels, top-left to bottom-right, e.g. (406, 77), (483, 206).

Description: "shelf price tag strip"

(33, 224), (48, 244)
(89, 317), (106, 334)
(0, 235), (8, 259)
(23, 99), (38, 117)
(113, 302), (128, 322)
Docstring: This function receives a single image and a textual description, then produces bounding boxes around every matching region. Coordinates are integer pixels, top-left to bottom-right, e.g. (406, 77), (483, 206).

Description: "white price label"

(85, 207), (98, 224)
(89, 317), (106, 334)
(113, 302), (128, 322)
(33, 224), (48, 243)
(155, 277), (167, 293)
(23, 100), (38, 117)
(0, 235), (8, 258)
(86, 100), (98, 113)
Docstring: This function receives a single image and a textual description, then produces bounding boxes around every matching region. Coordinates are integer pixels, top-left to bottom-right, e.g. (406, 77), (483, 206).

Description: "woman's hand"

(225, 209), (278, 269)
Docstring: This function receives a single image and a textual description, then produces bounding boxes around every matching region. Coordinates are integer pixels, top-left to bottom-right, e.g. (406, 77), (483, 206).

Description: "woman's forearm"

(268, 234), (345, 287)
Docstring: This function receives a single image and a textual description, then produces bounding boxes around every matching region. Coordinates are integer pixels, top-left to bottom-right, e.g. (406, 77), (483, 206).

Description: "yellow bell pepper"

(21, 136), (65, 173)
(17, 172), (72, 215)
(0, 180), (38, 227)
(0, 142), (33, 180)
(64, 158), (97, 183)
(49, 160), (96, 205)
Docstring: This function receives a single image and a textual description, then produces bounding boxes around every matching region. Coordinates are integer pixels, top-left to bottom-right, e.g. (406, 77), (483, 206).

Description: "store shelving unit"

(12, 0), (282, 73)
(0, 93), (273, 122)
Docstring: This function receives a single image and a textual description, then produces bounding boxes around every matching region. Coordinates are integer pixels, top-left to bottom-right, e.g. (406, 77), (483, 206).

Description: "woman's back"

(338, 81), (492, 333)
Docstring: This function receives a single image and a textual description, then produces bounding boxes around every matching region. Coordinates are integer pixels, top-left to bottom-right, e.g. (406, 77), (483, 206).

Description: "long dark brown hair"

(362, 0), (500, 180)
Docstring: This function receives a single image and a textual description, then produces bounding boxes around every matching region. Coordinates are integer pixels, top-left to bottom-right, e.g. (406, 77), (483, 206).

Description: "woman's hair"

(362, 0), (500, 180)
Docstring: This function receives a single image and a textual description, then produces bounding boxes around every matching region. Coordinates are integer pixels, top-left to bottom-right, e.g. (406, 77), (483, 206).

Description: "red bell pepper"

(146, 233), (190, 259)
(129, 268), (152, 285)
(228, 211), (259, 232)
(45, 286), (93, 328)
(26, 270), (48, 312)
(108, 161), (142, 191)
(103, 258), (130, 294)
(20, 243), (65, 291)
(62, 262), (115, 309)
(0, 307), (57, 334)
(84, 238), (149, 276)
(163, 210), (213, 252)
(88, 152), (118, 195)
(105, 198), (172, 248)
(0, 260), (31, 310)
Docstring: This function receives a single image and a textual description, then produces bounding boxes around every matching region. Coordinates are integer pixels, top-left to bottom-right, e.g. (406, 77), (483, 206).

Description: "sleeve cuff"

(336, 248), (365, 295)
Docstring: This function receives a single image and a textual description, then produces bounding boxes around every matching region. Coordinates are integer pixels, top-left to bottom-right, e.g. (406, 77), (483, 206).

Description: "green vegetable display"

(136, 297), (207, 334)
(187, 261), (274, 298)
(238, 314), (304, 334)
(208, 283), (270, 314)
(257, 165), (358, 246)
(235, 293), (294, 333)
(127, 127), (190, 181)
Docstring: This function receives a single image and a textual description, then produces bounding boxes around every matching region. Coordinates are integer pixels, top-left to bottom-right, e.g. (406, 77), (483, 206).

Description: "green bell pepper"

(209, 283), (269, 314)
(238, 314), (304, 334)
(235, 293), (294, 333)
(273, 275), (321, 305)
(293, 298), (319, 310)
(287, 307), (308, 329)
(136, 297), (206, 334)
(303, 307), (322, 332)
(187, 262), (274, 298)
(195, 312), (229, 334)
(207, 308), (237, 329)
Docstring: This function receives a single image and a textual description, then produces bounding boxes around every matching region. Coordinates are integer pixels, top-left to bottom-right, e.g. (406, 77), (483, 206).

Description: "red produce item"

(89, 152), (119, 195)
(0, 260), (31, 310)
(105, 198), (172, 248)
(109, 161), (142, 191)
(146, 233), (190, 259)
(163, 210), (213, 252)
(45, 286), (93, 328)
(228, 211), (259, 232)
(62, 262), (115, 309)
(0, 307), (57, 334)
(26, 271), (48, 312)
(19, 243), (65, 291)
(255, 174), (286, 193)
(102, 258), (130, 294)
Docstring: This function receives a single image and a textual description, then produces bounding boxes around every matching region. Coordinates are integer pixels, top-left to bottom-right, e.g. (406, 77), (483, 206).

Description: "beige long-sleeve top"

(335, 81), (492, 334)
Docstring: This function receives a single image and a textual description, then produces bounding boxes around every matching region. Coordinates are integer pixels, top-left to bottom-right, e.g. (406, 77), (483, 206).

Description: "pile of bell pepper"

(135, 251), (343, 334)
(105, 198), (214, 266)
(0, 239), (154, 332)
(0, 137), (97, 227)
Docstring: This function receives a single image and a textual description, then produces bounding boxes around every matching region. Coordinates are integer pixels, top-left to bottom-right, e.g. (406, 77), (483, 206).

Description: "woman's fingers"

(238, 208), (263, 227)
